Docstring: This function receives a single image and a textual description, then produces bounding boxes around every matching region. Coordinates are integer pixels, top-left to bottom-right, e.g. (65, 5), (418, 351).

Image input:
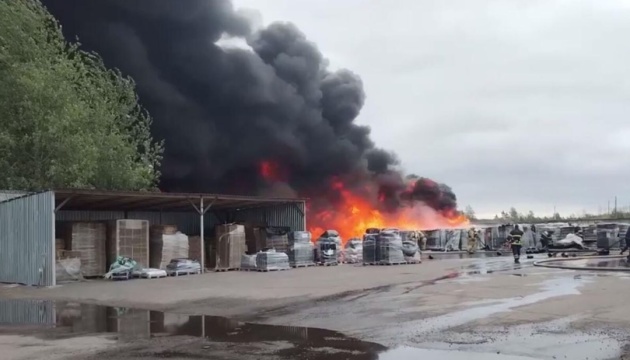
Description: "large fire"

(258, 160), (469, 243)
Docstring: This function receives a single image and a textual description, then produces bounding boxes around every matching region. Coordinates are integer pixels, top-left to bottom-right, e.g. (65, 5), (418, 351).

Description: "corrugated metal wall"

(232, 202), (306, 231)
(0, 299), (55, 325)
(56, 202), (306, 235)
(57, 210), (202, 235)
(0, 191), (55, 286)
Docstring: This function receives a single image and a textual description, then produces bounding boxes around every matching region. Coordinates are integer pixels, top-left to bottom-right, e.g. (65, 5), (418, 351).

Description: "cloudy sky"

(233, 0), (630, 218)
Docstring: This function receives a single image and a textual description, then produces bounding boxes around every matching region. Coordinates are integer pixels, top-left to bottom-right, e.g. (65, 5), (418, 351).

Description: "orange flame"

(256, 160), (468, 242)
(308, 180), (468, 243)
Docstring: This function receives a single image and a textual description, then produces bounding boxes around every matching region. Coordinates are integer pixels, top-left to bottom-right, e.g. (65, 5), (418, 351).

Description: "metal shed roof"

(53, 189), (306, 212)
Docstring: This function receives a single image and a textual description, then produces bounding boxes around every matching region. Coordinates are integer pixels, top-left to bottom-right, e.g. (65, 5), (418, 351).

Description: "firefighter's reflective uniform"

(467, 228), (477, 254)
(508, 225), (524, 263)
(417, 230), (427, 250)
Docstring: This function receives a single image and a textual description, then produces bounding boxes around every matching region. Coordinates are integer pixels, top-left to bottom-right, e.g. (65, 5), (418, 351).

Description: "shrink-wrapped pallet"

(362, 234), (378, 264)
(59, 222), (107, 277)
(317, 230), (343, 262)
(288, 231), (314, 267)
(107, 220), (149, 269)
(149, 225), (189, 269)
(314, 237), (338, 265)
(400, 231), (421, 262)
(256, 249), (290, 271)
(597, 223), (620, 249)
(251, 226), (290, 253)
(377, 230), (405, 264)
(342, 238), (363, 263)
(214, 224), (247, 270)
(240, 254), (257, 270)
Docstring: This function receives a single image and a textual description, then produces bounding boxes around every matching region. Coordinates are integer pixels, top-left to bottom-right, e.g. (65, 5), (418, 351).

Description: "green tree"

(509, 207), (519, 221)
(0, 0), (163, 191)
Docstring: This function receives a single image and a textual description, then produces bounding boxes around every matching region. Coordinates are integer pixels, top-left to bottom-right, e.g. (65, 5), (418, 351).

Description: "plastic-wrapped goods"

(362, 234), (378, 264)
(105, 256), (141, 280)
(56, 257), (83, 282)
(214, 224), (247, 270)
(400, 231), (421, 262)
(250, 226), (289, 253)
(314, 237), (338, 265)
(444, 229), (462, 251)
(256, 249), (291, 271)
(287, 231), (314, 267)
(317, 230), (343, 262)
(377, 230), (405, 264)
(597, 224), (620, 249)
(288, 231), (312, 243)
(166, 258), (201, 275)
(288, 241), (314, 267)
(240, 254), (257, 270)
(342, 238), (363, 263)
(424, 230), (442, 250)
(150, 225), (190, 270)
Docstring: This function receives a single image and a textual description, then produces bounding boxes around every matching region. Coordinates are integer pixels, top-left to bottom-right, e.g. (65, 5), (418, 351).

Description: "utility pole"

(614, 196), (618, 217)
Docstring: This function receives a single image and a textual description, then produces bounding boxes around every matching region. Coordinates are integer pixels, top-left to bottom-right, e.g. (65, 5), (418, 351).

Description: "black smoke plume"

(41, 0), (460, 215)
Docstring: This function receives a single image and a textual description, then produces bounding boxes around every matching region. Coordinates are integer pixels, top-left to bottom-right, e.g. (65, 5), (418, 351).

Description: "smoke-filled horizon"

(41, 0), (460, 215)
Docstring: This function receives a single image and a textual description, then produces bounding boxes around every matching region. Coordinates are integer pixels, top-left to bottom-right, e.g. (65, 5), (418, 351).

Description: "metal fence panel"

(0, 191), (55, 286)
(0, 299), (55, 325)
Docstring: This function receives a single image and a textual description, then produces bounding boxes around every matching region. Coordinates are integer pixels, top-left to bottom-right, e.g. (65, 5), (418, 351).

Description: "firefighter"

(508, 224), (524, 263)
(467, 227), (477, 254)
(417, 230), (427, 251)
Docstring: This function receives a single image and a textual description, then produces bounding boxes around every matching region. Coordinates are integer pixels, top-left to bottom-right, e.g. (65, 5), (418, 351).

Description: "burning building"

(41, 0), (468, 242)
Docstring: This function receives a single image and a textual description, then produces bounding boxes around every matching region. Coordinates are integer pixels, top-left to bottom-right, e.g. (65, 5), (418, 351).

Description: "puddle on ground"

(380, 347), (540, 359)
(418, 316), (624, 360)
(548, 257), (630, 270)
(423, 251), (505, 260)
(0, 299), (385, 359)
(450, 255), (543, 279)
(0, 297), (624, 360)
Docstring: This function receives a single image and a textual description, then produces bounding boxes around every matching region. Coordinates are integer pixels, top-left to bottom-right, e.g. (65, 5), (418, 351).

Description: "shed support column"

(194, 196), (217, 272)
(200, 197), (204, 272)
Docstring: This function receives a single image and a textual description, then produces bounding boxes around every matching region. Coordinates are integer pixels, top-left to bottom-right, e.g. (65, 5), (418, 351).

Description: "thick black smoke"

(42, 0), (460, 214)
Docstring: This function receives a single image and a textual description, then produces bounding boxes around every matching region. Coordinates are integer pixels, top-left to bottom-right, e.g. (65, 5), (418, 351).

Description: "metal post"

(303, 201), (307, 231)
(200, 196), (204, 272)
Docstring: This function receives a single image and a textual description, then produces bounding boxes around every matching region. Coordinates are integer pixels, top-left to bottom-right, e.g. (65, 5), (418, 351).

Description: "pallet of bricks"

(57, 222), (107, 278)
(107, 220), (149, 280)
(212, 224), (247, 272)
(254, 227), (291, 272)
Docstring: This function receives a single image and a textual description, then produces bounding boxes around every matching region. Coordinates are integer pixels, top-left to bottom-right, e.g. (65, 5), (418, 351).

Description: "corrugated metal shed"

(0, 189), (307, 286)
(0, 191), (55, 286)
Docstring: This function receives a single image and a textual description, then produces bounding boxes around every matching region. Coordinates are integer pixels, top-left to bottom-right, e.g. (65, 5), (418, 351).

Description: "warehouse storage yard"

(0, 189), (306, 286)
(2, 189), (630, 289)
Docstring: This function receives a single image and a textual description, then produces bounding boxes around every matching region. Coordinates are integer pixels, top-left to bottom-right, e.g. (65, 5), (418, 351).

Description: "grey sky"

(232, 0), (630, 218)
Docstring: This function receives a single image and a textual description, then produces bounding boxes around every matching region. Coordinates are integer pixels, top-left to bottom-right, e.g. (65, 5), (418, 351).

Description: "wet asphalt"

(2, 253), (630, 359)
